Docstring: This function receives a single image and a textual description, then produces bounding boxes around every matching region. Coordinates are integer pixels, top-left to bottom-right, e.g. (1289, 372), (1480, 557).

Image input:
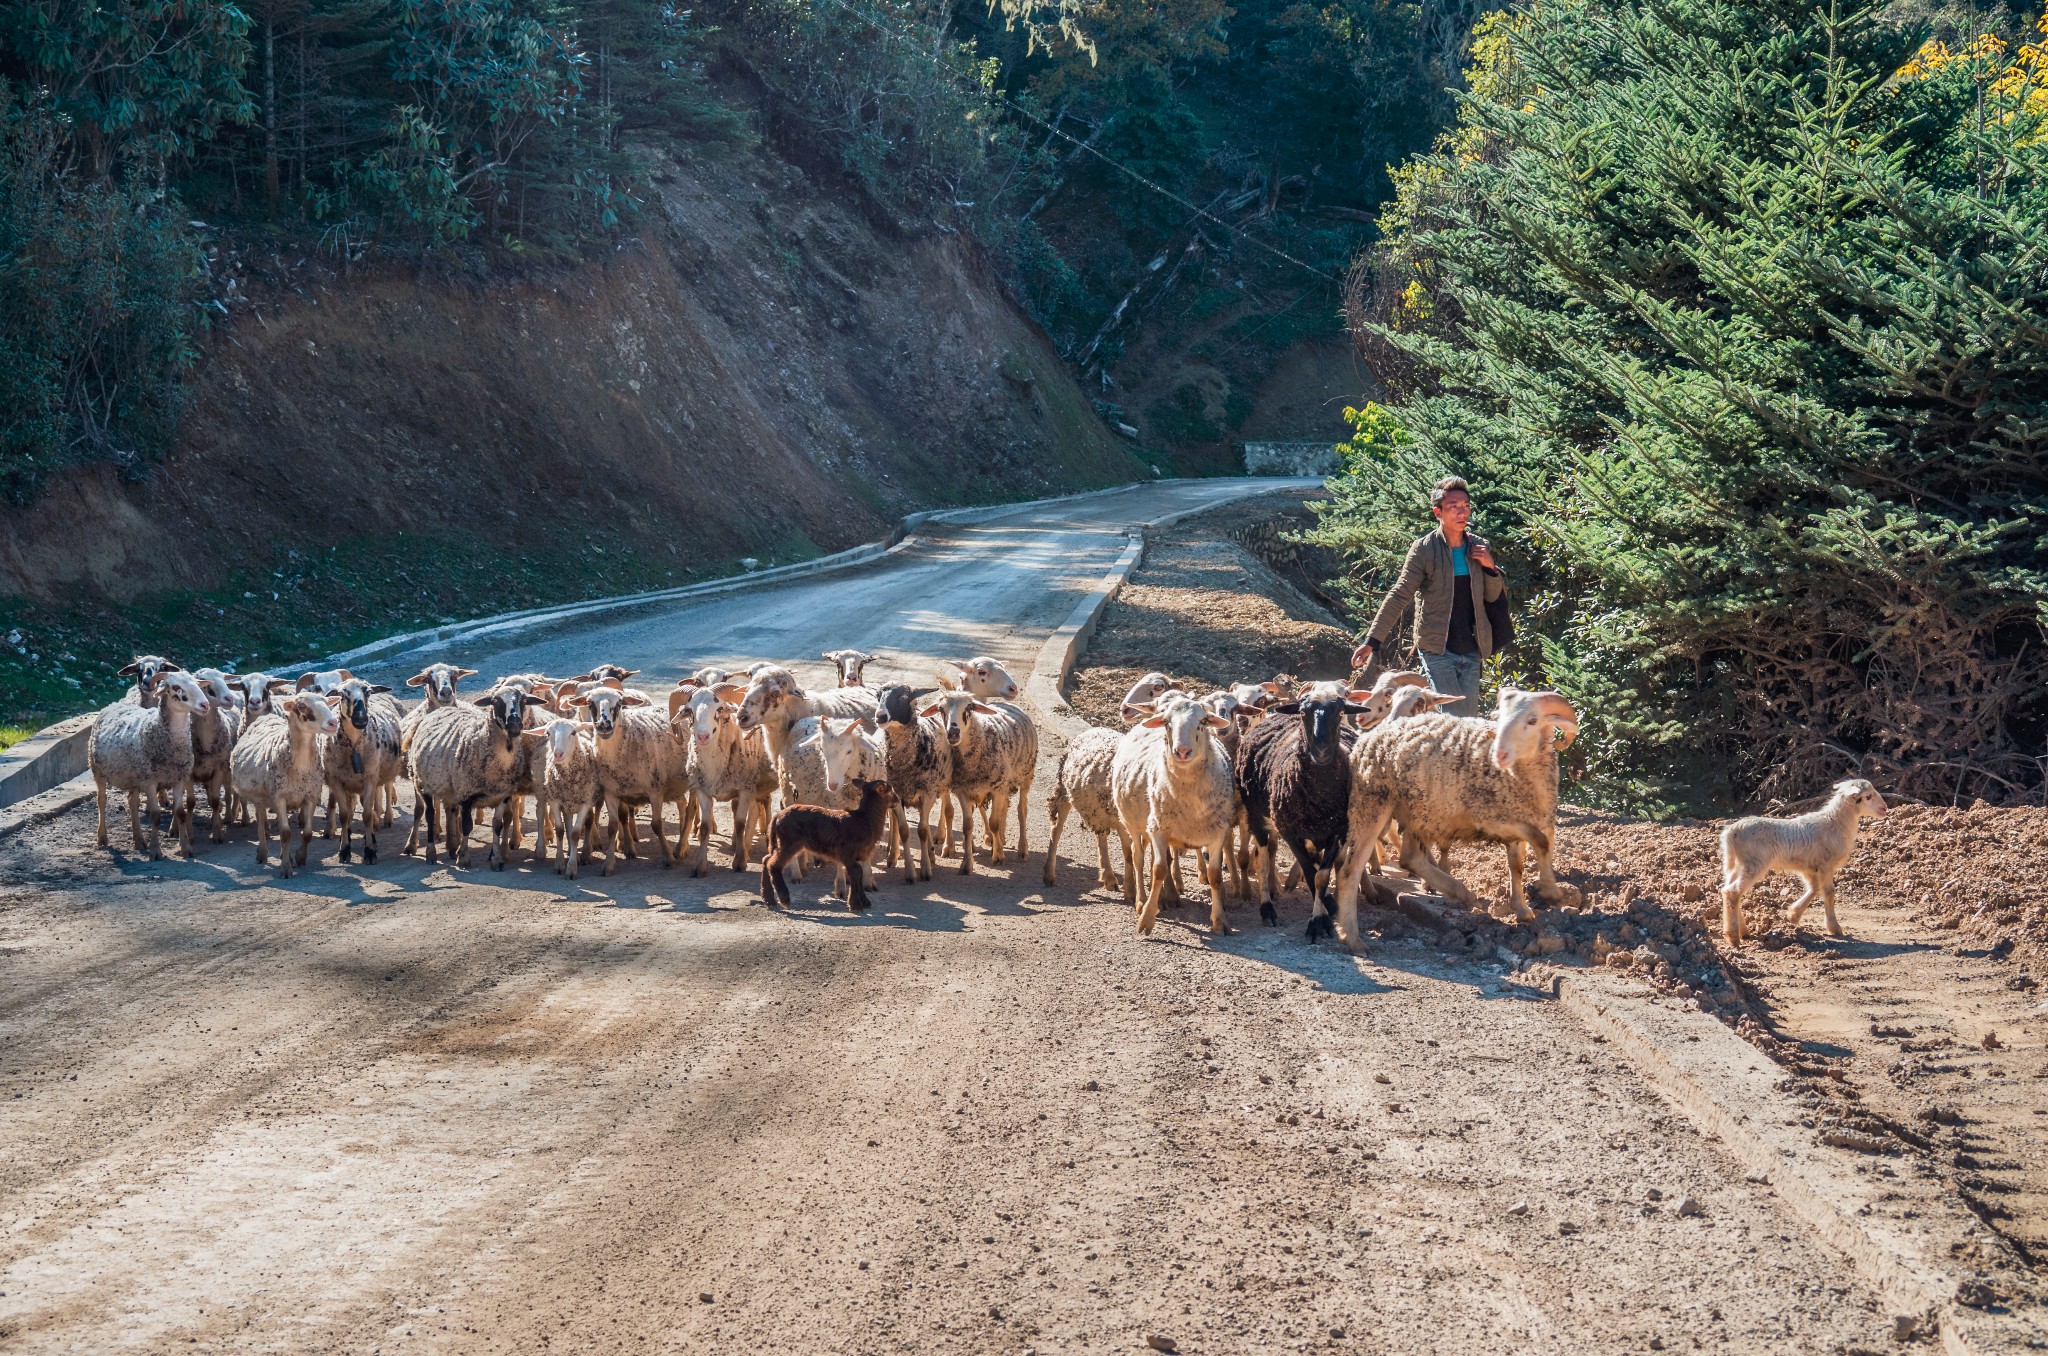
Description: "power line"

(797, 0), (1345, 284)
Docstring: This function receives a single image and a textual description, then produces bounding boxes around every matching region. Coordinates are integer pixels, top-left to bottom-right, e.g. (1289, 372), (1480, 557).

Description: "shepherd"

(1349, 476), (1509, 717)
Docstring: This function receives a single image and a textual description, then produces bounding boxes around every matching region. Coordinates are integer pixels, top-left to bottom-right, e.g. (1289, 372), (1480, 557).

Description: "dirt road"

(0, 484), (1907, 1352)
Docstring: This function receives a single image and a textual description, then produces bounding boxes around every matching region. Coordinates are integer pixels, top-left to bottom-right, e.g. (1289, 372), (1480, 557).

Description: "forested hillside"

(1316, 0), (2048, 811)
(0, 0), (1483, 502)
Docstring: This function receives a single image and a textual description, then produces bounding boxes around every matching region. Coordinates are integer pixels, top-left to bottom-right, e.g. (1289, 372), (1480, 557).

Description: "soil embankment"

(0, 141), (1141, 726)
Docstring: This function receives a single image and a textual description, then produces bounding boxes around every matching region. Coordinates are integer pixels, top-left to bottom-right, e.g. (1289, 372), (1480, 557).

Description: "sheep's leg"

(208, 777), (229, 843)
(144, 788), (165, 860)
(688, 792), (713, 875)
(1109, 828), (1131, 894)
(1721, 876), (1750, 946)
(126, 788), (147, 852)
(1013, 775), (1032, 860)
(731, 794), (758, 873)
(651, 797), (673, 870)
(1291, 836), (1333, 940)
(1204, 834), (1230, 935)
(1819, 875), (1844, 937)
(336, 789), (356, 863)
(1783, 872), (1821, 930)
(1226, 822), (1249, 901)
(93, 775), (110, 848)
(986, 788), (1012, 865)
(277, 803), (298, 879)
(1501, 841), (1534, 922)
(565, 808), (590, 880)
(956, 790), (979, 876)
(296, 803), (313, 866)
(253, 796), (272, 867)
(1091, 830), (1118, 892)
(1137, 828), (1171, 936)
(1332, 800), (1393, 956)
(845, 853), (873, 912)
(1043, 795), (1069, 888)
(1399, 832), (1481, 911)
(601, 796), (624, 876)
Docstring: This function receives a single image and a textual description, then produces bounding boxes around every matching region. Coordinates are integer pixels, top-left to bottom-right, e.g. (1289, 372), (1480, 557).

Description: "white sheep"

(535, 715), (601, 879)
(919, 690), (1037, 875)
(406, 687), (544, 869)
(1330, 687), (1580, 953)
(1111, 694), (1239, 935)
(87, 671), (211, 859)
(942, 656), (1021, 702)
(117, 654), (182, 708)
(231, 690), (341, 877)
(803, 714), (892, 891)
(671, 684), (778, 874)
(1719, 779), (1889, 944)
(1043, 725), (1130, 893)
(572, 685), (686, 875)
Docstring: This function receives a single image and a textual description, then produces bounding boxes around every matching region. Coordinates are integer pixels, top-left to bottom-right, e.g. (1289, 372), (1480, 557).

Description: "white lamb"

(1719, 779), (1889, 945)
(535, 716), (601, 879)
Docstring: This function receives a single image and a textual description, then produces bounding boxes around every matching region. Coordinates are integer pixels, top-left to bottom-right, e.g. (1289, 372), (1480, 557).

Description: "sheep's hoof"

(1305, 913), (1334, 943)
(364, 848), (378, 865)
(340, 847), (353, 863)
(1259, 902), (1278, 927)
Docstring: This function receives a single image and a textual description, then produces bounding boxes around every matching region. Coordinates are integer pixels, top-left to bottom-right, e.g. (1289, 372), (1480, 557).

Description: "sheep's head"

(279, 690), (340, 737)
(1266, 692), (1364, 767)
(1345, 670), (1429, 730)
(581, 664), (640, 685)
(670, 685), (734, 747)
(237, 673), (287, 716)
(1120, 671), (1182, 723)
(156, 671), (210, 717)
(1386, 687), (1461, 722)
(919, 690), (994, 746)
(824, 649), (878, 687)
(1491, 688), (1578, 773)
(572, 686), (644, 739)
(541, 716), (588, 769)
(1833, 778), (1888, 820)
(806, 716), (881, 795)
(478, 687), (540, 749)
(330, 677), (392, 732)
(120, 654), (181, 704)
(192, 668), (242, 713)
(406, 663), (475, 706)
(294, 668), (353, 695)
(949, 656), (1019, 701)
(1137, 694), (1229, 764)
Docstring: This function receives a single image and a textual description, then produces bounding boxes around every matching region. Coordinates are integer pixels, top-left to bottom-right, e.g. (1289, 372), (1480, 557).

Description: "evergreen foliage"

(1316, 0), (2048, 810)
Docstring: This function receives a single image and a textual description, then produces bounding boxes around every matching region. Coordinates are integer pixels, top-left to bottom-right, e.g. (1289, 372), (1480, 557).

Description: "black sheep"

(1234, 693), (1372, 940)
(761, 778), (898, 912)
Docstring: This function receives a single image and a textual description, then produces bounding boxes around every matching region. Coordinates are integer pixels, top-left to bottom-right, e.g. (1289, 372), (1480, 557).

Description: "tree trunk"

(264, 18), (279, 216)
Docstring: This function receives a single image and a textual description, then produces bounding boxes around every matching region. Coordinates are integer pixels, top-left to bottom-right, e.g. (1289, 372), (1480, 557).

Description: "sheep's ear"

(1347, 689), (1374, 703)
(968, 701), (996, 715)
(118, 660), (140, 677)
(324, 693), (344, 709)
(1125, 701), (1155, 716)
(917, 702), (945, 719)
(1202, 714), (1232, 730)
(296, 673), (319, 691)
(713, 683), (748, 704)
(1141, 714), (1169, 728)
(405, 672), (429, 687)
(160, 661), (183, 673)
(797, 733), (821, 751)
(569, 694), (591, 707)
(667, 689), (691, 720)
(674, 676), (701, 690)
(1271, 701), (1304, 715)
(455, 668), (478, 680)
(367, 684), (391, 695)
(619, 691), (650, 707)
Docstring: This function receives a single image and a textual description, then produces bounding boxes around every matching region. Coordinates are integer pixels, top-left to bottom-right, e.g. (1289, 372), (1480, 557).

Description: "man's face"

(1432, 490), (1472, 529)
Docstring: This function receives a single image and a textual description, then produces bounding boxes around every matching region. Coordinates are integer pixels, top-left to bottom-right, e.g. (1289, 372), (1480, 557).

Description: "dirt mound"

(1067, 493), (1354, 726)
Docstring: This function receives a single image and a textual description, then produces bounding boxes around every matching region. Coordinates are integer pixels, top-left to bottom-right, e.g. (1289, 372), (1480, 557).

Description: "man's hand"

(1469, 541), (1497, 572)
(1350, 638), (1378, 671)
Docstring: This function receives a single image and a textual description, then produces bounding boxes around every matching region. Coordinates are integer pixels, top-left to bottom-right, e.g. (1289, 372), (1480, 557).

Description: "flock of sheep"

(81, 650), (1891, 950)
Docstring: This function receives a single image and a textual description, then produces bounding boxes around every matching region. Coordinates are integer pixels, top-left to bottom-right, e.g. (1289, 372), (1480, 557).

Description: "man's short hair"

(1430, 476), (1470, 507)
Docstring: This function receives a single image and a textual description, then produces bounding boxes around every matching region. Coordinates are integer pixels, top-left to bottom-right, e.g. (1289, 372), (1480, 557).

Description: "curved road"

(355, 478), (1317, 695)
(0, 480), (1900, 1353)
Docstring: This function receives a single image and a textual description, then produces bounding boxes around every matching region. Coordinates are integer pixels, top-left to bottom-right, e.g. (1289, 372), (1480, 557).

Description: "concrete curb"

(1019, 486), (1314, 745)
(1552, 970), (2037, 1355)
(0, 713), (96, 814)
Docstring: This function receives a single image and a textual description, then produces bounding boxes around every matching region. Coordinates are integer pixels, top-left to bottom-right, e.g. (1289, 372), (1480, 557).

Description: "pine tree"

(1317, 0), (2048, 809)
